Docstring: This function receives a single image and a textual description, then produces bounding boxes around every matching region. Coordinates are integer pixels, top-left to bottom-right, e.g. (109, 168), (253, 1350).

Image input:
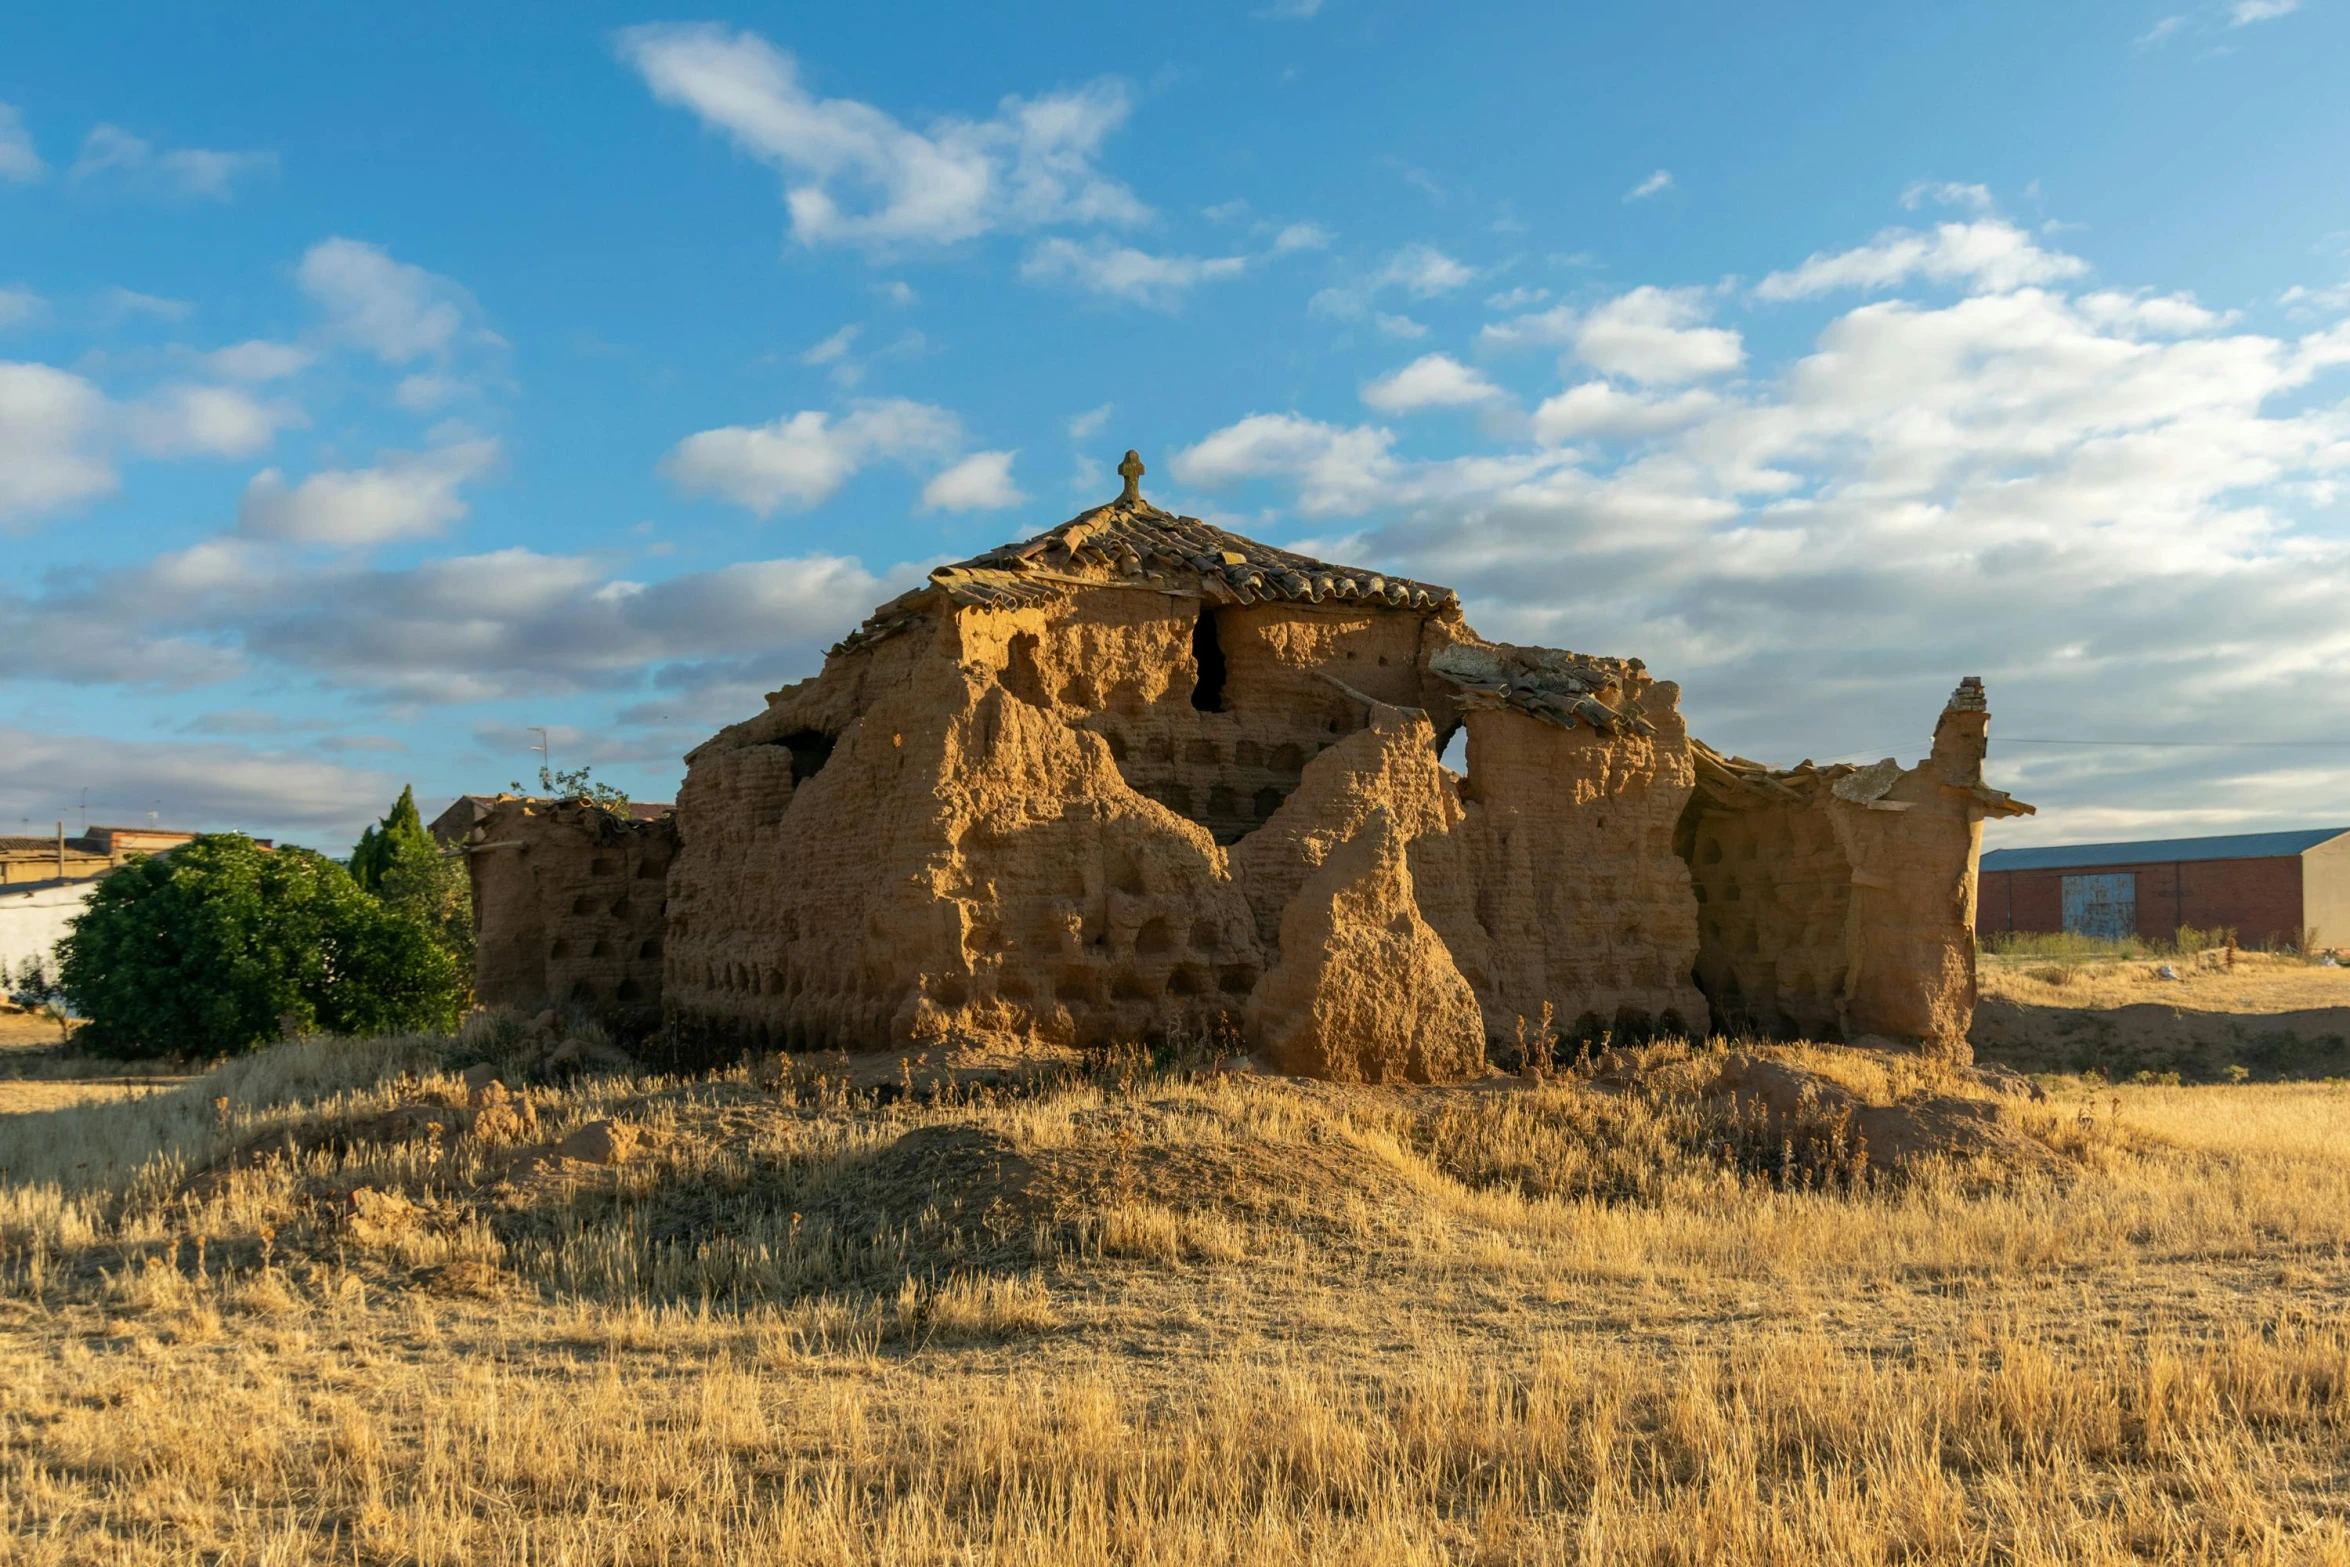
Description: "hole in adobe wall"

(569, 896), (591, 916)
(1190, 919), (1222, 952)
(1136, 917), (1172, 955)
(1189, 606), (1227, 712)
(636, 859), (664, 879)
(1253, 786), (1285, 820)
(617, 979), (642, 1002)
(638, 938), (662, 959)
(590, 939), (612, 958)
(590, 858), (616, 876)
(777, 729), (838, 785)
(1168, 965), (1205, 996)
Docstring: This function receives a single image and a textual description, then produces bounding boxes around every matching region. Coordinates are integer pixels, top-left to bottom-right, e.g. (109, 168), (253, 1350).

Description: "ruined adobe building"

(465, 454), (2030, 1076)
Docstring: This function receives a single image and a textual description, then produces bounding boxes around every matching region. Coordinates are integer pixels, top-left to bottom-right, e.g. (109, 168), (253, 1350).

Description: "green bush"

(58, 834), (465, 1059)
(352, 785), (473, 977)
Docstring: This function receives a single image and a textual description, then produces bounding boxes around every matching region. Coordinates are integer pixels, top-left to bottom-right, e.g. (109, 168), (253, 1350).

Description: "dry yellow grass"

(1978, 948), (2350, 1015)
(3, 1027), (2348, 1564)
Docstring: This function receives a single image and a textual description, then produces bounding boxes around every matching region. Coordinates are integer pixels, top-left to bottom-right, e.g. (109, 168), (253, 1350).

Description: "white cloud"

(0, 104), (41, 182)
(1530, 382), (1719, 443)
(0, 288), (45, 329)
(1900, 181), (1994, 212)
(205, 340), (313, 381)
(0, 729), (397, 842)
(1068, 403), (1113, 440)
(1754, 219), (2089, 301)
(659, 397), (962, 514)
(1361, 354), (1503, 413)
(801, 323), (861, 364)
(392, 374), (470, 411)
(0, 362), (114, 524)
(1375, 313), (1429, 340)
(237, 440), (500, 547)
(1485, 286), (1549, 311)
(2075, 290), (2232, 336)
(2137, 14), (2188, 46)
(2231, 0), (2299, 22)
(1171, 414), (1399, 515)
(297, 238), (468, 363)
(1486, 286), (1745, 384)
(1625, 169), (1673, 202)
(617, 24), (1145, 249)
(921, 449), (1025, 511)
(1575, 287), (1745, 384)
(873, 280), (918, 307)
(1020, 237), (1248, 306)
(101, 287), (192, 323)
(1173, 245), (2350, 837)
(68, 124), (275, 200)
(1258, 0), (1325, 17)
(125, 383), (298, 458)
(1309, 244), (1477, 320)
(1273, 222), (1333, 252)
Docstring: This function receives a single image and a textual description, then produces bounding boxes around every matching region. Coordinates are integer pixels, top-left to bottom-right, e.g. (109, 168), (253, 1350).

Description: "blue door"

(2061, 873), (2137, 940)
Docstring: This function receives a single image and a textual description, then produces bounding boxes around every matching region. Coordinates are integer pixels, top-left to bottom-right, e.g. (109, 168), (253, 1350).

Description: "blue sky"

(3, 0), (2348, 851)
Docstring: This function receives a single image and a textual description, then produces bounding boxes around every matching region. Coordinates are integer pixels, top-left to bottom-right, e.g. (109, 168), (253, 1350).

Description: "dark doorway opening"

(1189, 606), (1227, 712)
(778, 729), (837, 784)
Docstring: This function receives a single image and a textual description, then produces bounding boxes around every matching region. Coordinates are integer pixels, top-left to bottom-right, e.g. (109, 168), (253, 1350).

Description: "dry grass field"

(2, 1011), (2347, 1566)
(1975, 949), (2350, 1082)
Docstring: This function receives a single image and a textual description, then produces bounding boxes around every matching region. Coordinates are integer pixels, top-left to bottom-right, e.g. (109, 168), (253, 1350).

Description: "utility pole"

(55, 821), (64, 883)
(529, 727), (552, 793)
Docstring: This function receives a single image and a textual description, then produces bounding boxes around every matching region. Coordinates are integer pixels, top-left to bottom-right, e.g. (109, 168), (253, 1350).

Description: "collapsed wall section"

(1678, 791), (1851, 1041)
(1677, 680), (2032, 1059)
(1435, 643), (1709, 1048)
(465, 797), (676, 1038)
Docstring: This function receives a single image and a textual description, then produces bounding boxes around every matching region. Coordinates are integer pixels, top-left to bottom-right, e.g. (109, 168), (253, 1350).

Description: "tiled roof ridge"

(829, 476), (1462, 657)
(938, 494), (1460, 611)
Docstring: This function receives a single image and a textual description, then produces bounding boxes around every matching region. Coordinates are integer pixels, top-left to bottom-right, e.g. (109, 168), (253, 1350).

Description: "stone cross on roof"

(1117, 449), (1145, 502)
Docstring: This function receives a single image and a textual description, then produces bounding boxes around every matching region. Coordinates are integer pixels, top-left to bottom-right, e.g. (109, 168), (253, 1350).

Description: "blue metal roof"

(1980, 827), (2350, 873)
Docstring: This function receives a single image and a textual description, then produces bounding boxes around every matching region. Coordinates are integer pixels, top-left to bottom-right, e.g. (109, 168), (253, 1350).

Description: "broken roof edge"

(1430, 638), (1659, 738)
(1688, 737), (2035, 819)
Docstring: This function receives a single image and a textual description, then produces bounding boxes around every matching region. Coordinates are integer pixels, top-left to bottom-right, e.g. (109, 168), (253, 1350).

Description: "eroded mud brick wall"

(466, 799), (675, 1036)
(1453, 689), (1709, 1045)
(1679, 798), (1851, 1040)
(663, 572), (1476, 1060)
(1676, 681), (2028, 1059)
(1835, 695), (2009, 1054)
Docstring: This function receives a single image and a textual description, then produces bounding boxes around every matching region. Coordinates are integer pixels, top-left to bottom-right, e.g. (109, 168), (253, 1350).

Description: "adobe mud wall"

(1679, 680), (2030, 1058)
(465, 798), (676, 1038)
(471, 462), (2026, 1078)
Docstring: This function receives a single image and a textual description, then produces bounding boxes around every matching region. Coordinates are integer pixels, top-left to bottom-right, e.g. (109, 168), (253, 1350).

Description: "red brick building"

(1977, 827), (2350, 949)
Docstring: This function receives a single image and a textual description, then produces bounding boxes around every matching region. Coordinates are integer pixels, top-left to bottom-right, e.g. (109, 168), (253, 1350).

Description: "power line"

(1999, 738), (2350, 750)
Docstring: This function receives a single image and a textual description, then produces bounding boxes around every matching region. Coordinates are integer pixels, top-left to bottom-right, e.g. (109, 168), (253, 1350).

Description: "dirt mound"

(799, 1095), (1426, 1269)
(1576, 1045), (2062, 1181)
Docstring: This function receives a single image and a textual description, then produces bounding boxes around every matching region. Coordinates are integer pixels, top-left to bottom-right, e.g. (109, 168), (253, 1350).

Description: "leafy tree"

(58, 835), (464, 1059)
(351, 786), (474, 978)
(511, 761), (630, 812)
(350, 784), (430, 892)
